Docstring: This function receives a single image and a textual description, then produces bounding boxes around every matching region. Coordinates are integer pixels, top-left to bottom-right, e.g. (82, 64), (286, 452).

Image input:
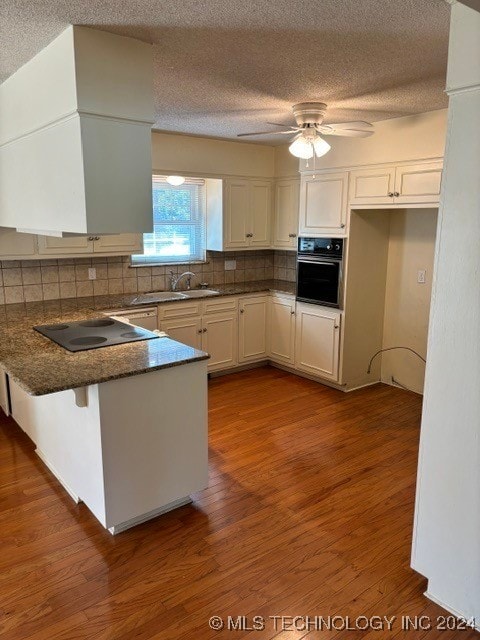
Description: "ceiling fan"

(238, 102), (374, 159)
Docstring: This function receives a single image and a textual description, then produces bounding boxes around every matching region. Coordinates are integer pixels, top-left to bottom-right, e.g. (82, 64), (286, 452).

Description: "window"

(132, 176), (206, 265)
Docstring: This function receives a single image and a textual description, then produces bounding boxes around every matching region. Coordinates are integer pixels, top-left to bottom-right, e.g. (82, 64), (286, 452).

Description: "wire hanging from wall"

(366, 346), (426, 375)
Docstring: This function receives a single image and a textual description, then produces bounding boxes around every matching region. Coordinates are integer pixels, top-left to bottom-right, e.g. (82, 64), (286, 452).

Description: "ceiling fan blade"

(318, 126), (374, 138)
(237, 130), (294, 137)
(324, 121), (374, 130)
(266, 122), (299, 130)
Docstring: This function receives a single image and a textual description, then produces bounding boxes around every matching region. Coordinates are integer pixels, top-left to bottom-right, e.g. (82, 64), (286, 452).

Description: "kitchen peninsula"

(0, 299), (209, 534)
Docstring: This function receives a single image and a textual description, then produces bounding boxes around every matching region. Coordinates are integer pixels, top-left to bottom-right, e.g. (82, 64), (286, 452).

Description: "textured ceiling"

(0, 0), (451, 143)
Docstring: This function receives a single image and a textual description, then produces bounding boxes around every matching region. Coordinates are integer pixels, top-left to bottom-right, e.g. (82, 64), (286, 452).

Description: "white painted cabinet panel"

(249, 180), (272, 247)
(160, 316), (203, 350)
(273, 179), (299, 249)
(223, 179), (272, 249)
(238, 296), (268, 362)
(37, 232), (143, 256)
(268, 295), (296, 365)
(37, 235), (92, 254)
(349, 166), (396, 206)
(394, 162), (443, 204)
(202, 312), (237, 371)
(299, 172), (348, 236)
(224, 179), (250, 248)
(0, 228), (37, 258)
(295, 303), (341, 381)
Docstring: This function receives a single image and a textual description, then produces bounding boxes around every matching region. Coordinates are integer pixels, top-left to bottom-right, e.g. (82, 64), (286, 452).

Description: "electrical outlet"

(88, 267), (97, 281)
(417, 269), (426, 284)
(224, 260), (236, 271)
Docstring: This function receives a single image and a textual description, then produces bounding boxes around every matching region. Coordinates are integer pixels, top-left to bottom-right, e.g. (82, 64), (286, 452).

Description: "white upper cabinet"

(224, 179), (250, 248)
(394, 162), (443, 204)
(349, 161), (443, 207)
(272, 179), (299, 249)
(299, 171), (348, 237)
(222, 179), (272, 249)
(0, 26), (154, 236)
(0, 228), (37, 259)
(36, 233), (143, 257)
(349, 166), (397, 206)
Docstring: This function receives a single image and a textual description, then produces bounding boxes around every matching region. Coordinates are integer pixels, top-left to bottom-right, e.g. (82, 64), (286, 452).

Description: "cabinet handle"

(334, 324), (340, 329)
(240, 309), (245, 314)
(340, 223), (345, 229)
(245, 233), (253, 238)
(88, 236), (94, 241)
(388, 192), (394, 197)
(291, 310), (295, 315)
(197, 329), (202, 334)
(394, 192), (400, 197)
(288, 233), (297, 238)
(203, 328), (207, 333)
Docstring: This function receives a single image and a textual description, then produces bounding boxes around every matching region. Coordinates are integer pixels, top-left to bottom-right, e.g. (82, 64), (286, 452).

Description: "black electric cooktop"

(34, 318), (159, 352)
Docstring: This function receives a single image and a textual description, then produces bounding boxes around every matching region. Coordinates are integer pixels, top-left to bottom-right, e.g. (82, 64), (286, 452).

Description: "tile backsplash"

(0, 250), (296, 305)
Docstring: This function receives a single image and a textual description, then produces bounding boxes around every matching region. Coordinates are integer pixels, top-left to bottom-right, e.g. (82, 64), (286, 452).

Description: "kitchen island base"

(9, 359), (208, 534)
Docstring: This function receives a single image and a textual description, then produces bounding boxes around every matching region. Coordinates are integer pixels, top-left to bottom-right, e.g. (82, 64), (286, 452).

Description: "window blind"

(132, 176), (206, 265)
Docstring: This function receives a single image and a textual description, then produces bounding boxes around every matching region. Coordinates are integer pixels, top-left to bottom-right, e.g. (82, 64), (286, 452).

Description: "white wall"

(151, 131), (275, 178)
(412, 1), (480, 622)
(300, 109), (447, 171)
(381, 209), (437, 394)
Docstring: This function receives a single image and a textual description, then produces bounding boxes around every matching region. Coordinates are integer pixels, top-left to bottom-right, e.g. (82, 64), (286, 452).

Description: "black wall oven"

(296, 237), (344, 308)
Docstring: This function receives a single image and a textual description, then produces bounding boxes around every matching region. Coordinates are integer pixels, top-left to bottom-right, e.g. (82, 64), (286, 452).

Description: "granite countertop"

(0, 280), (294, 396)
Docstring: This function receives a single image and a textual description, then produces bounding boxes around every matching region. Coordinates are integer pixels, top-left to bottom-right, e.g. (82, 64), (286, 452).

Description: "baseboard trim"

(35, 448), (81, 504)
(108, 496), (192, 535)
(424, 590), (479, 631)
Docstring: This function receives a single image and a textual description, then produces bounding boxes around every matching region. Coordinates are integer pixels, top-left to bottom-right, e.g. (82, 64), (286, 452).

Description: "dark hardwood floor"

(0, 366), (475, 639)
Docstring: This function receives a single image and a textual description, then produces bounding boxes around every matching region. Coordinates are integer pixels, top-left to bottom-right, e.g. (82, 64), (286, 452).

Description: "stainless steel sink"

(132, 292), (188, 304)
(182, 289), (220, 298)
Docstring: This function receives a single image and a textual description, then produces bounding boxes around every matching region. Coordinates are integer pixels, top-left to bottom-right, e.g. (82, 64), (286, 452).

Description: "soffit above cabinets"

(0, 26), (154, 237)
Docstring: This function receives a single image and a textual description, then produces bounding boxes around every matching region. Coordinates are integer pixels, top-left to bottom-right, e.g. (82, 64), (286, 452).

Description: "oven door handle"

(297, 258), (340, 266)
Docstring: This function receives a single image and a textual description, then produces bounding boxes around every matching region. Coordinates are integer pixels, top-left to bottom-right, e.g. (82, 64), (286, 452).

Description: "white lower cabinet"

(294, 302), (341, 382)
(159, 298), (237, 372)
(268, 294), (296, 365)
(238, 296), (269, 363)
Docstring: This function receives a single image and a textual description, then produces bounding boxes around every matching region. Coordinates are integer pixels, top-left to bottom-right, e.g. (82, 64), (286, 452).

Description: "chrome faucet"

(169, 270), (196, 291)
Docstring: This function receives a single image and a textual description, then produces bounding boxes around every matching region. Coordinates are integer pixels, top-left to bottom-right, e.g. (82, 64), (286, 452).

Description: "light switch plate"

(224, 260), (236, 271)
(417, 269), (426, 284)
(88, 267), (97, 280)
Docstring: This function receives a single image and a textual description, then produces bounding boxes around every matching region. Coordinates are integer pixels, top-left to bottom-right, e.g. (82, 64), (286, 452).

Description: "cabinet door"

(160, 316), (202, 350)
(348, 166), (396, 206)
(394, 162), (443, 204)
(295, 303), (341, 381)
(299, 172), (348, 236)
(94, 233), (143, 254)
(268, 296), (296, 365)
(37, 235), (91, 255)
(202, 312), (237, 372)
(238, 296), (268, 363)
(224, 179), (250, 248)
(249, 180), (272, 247)
(273, 180), (299, 249)
(0, 228), (37, 258)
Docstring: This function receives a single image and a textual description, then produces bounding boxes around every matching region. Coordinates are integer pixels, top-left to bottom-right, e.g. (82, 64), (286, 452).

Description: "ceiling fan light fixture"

(289, 134), (314, 159)
(166, 175), (186, 186)
(313, 136), (331, 158)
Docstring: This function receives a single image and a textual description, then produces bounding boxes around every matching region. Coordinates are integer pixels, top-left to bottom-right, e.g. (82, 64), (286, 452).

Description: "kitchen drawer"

(202, 297), (238, 315)
(159, 301), (202, 320)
